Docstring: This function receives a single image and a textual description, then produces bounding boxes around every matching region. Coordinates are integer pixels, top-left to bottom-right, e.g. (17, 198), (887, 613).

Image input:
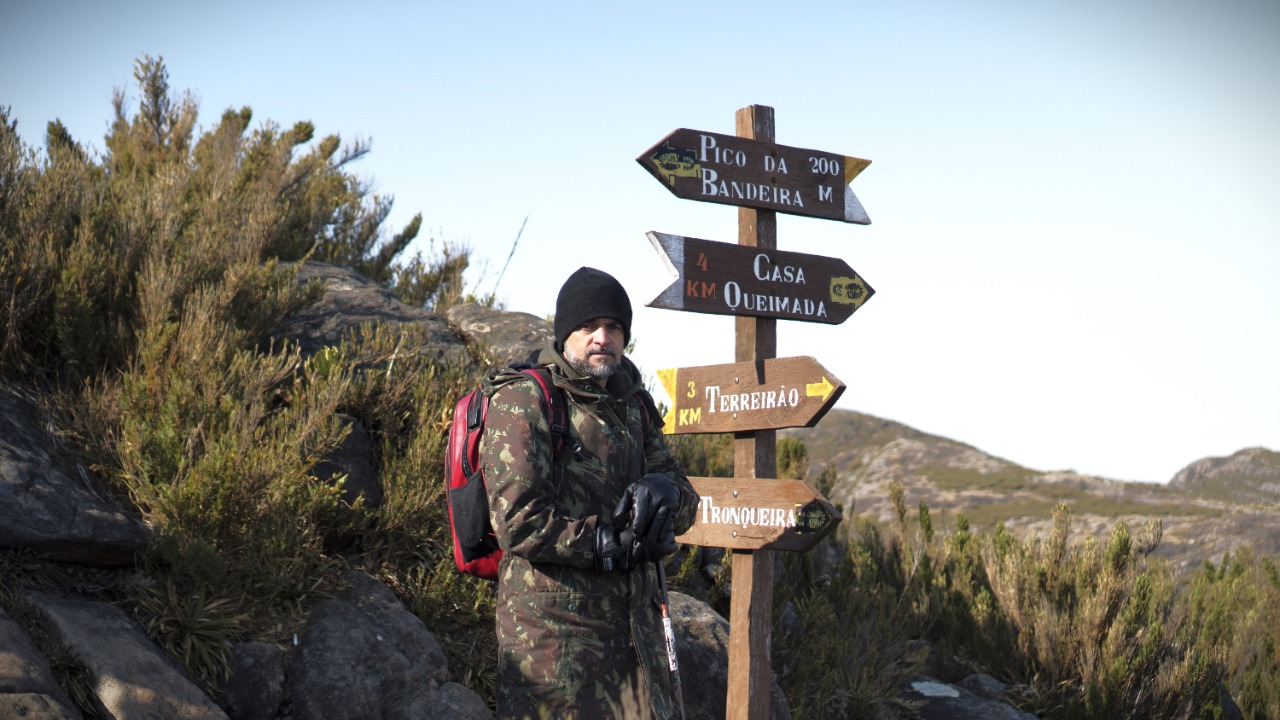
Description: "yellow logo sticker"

(830, 275), (871, 307)
(650, 142), (700, 186)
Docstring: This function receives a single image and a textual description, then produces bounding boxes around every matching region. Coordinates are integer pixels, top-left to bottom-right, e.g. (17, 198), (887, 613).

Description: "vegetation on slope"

(663, 431), (1279, 718)
(0, 55), (484, 695)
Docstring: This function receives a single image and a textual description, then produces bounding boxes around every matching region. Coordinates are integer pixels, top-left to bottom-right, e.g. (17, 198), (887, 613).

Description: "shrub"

(1183, 548), (1280, 718)
(0, 55), (438, 384)
(1, 54), (484, 688)
(767, 486), (1246, 719)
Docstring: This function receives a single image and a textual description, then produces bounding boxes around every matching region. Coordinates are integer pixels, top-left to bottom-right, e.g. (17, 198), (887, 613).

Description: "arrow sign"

(648, 231), (874, 324)
(637, 128), (871, 224)
(657, 356), (845, 434)
(677, 477), (841, 552)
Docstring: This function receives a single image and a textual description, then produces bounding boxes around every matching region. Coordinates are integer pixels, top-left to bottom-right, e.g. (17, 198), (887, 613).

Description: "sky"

(3, 0), (1278, 483)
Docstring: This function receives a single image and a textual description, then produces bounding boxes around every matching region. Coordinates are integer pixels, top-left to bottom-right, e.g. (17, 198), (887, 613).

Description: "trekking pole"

(656, 559), (687, 720)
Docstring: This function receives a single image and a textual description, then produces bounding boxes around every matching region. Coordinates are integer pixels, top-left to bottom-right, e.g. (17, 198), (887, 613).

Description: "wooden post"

(639, 104), (871, 720)
(726, 103), (777, 720)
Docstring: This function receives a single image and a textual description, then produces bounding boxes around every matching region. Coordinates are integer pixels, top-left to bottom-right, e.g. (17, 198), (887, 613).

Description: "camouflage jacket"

(481, 343), (697, 720)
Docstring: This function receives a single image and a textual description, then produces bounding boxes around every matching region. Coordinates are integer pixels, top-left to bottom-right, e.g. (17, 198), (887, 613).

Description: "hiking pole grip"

(656, 560), (687, 720)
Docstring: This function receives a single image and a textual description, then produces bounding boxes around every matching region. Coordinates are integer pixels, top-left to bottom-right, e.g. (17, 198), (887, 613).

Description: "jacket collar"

(538, 340), (642, 404)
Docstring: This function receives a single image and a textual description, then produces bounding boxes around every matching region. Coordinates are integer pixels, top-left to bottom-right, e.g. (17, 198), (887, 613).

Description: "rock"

(436, 682), (496, 719)
(958, 673), (1007, 700)
(903, 673), (1039, 720)
(287, 571), (492, 720)
(218, 642), (286, 720)
(698, 546), (727, 582)
(25, 592), (228, 719)
(669, 591), (791, 720)
(272, 261), (465, 362)
(445, 302), (552, 365)
(0, 384), (150, 566)
(905, 640), (970, 684)
(313, 413), (381, 510)
(0, 693), (81, 720)
(1170, 447), (1280, 505)
(0, 606), (80, 718)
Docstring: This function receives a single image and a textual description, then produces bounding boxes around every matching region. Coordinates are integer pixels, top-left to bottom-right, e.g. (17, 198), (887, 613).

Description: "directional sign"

(648, 231), (874, 324)
(637, 128), (871, 224)
(657, 356), (844, 434)
(677, 477), (840, 551)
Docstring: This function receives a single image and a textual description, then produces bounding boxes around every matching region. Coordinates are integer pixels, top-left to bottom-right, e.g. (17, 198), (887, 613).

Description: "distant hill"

(1169, 447), (1280, 505)
(783, 410), (1280, 576)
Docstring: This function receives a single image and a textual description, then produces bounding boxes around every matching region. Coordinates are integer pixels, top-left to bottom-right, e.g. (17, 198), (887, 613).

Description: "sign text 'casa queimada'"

(647, 231), (874, 324)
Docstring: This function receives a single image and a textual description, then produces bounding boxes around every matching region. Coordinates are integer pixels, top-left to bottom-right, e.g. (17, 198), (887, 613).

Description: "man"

(481, 266), (698, 719)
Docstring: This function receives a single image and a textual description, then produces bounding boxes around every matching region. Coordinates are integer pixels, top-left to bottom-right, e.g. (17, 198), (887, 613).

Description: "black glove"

(630, 473), (681, 539)
(594, 488), (636, 574)
(633, 505), (678, 564)
(594, 523), (635, 573)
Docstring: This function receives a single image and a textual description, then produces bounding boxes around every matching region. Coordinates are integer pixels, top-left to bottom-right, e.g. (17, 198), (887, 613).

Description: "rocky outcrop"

(312, 413), (381, 510)
(27, 592), (228, 719)
(218, 642), (286, 720)
(1170, 447), (1280, 505)
(0, 606), (79, 719)
(0, 692), (79, 720)
(0, 385), (150, 566)
(271, 261), (466, 362)
(285, 572), (490, 720)
(213, 569), (501, 720)
(786, 409), (1280, 575)
(669, 591), (791, 719)
(903, 673), (1038, 720)
(0, 382), (494, 719)
(445, 302), (553, 365)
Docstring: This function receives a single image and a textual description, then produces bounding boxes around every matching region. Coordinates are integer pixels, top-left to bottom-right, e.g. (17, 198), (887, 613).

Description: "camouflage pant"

(495, 584), (671, 720)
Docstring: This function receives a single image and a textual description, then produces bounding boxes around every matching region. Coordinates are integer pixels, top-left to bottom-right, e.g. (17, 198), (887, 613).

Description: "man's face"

(563, 317), (626, 381)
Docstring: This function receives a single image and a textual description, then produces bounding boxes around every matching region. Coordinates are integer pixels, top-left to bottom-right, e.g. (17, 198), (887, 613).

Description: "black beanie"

(554, 267), (632, 347)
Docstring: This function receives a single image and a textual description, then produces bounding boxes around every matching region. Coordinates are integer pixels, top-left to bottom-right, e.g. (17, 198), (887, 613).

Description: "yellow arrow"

(806, 376), (835, 402)
(844, 156), (871, 184)
(657, 367), (678, 434)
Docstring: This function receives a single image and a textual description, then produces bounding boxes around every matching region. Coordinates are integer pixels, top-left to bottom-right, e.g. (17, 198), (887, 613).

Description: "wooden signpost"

(637, 128), (872, 224)
(677, 476), (839, 552)
(647, 231), (874, 324)
(656, 356), (845, 434)
(639, 105), (872, 720)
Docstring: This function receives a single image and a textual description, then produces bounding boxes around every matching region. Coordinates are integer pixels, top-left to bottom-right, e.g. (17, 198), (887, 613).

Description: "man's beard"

(564, 344), (619, 380)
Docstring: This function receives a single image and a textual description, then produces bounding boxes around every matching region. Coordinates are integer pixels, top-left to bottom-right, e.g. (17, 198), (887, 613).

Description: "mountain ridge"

(784, 409), (1280, 574)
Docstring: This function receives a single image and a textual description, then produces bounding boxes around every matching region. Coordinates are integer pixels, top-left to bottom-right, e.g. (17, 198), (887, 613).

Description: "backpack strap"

(628, 387), (658, 474)
(514, 365), (570, 459)
(634, 387), (659, 438)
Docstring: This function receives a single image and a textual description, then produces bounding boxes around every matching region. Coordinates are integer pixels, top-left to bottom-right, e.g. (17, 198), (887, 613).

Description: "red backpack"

(444, 364), (568, 581)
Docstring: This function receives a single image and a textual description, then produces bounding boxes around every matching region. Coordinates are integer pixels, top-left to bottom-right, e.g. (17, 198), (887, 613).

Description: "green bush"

(1184, 548), (1280, 718)
(768, 486), (1260, 719)
(0, 54), (468, 384)
(0, 54), (487, 692)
